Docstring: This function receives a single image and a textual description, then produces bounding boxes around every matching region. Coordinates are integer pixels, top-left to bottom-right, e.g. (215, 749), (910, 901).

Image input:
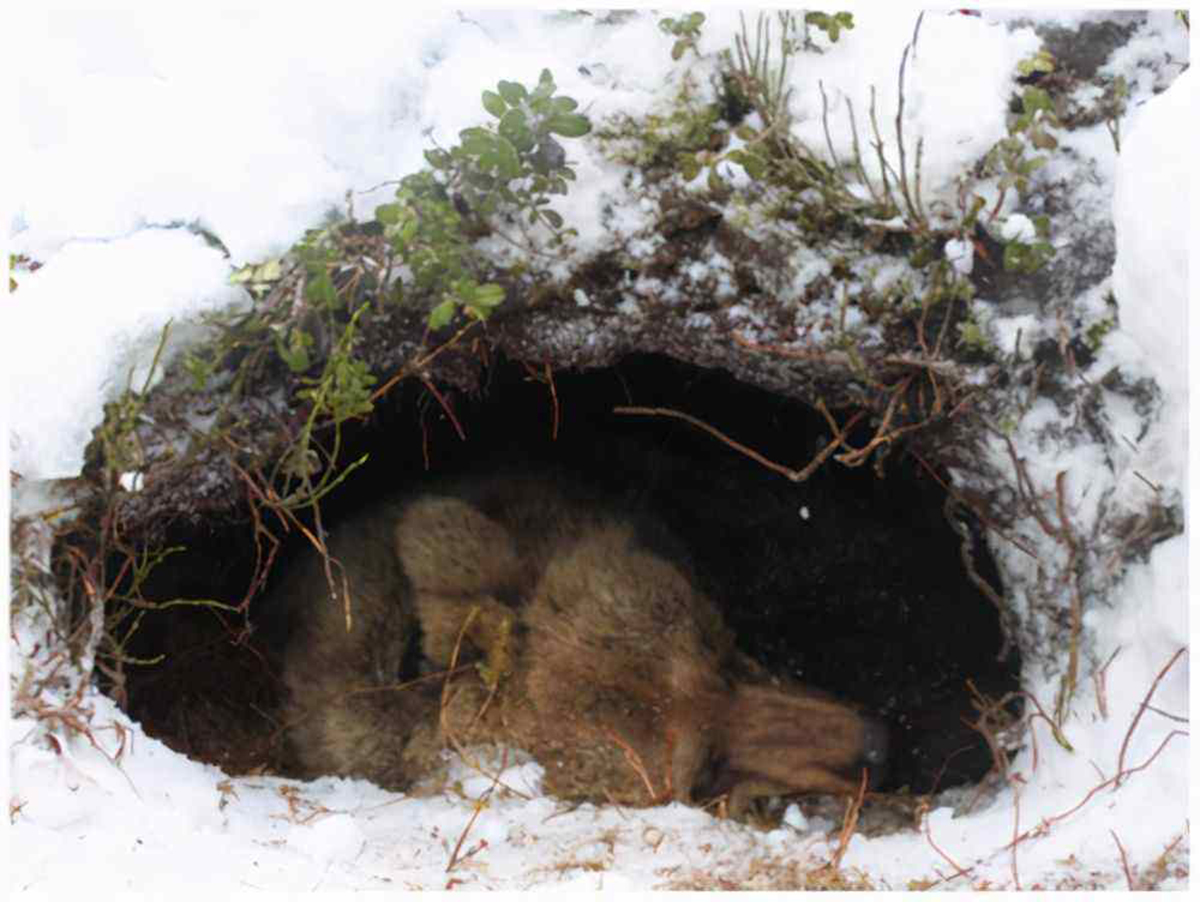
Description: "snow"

(778, 10), (1041, 216)
(8, 229), (243, 479)
(7, 7), (1191, 892)
(1001, 213), (1037, 244)
(944, 237), (975, 276)
(1112, 65), (1191, 406)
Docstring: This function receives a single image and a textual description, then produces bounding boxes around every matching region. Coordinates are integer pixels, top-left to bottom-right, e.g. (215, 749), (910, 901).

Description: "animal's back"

(278, 497), (437, 789)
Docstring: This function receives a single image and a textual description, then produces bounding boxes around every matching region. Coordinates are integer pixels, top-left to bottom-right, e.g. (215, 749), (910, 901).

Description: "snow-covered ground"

(7, 7), (1191, 891)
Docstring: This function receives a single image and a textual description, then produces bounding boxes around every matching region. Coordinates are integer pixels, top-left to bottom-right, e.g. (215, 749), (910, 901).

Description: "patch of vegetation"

(8, 252), (42, 291)
(1085, 315), (1115, 353)
(595, 74), (727, 183)
(181, 68), (593, 497)
(658, 11), (706, 60)
(54, 68), (595, 690)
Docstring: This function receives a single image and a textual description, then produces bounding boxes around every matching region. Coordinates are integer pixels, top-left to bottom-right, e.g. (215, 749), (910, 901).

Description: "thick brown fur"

(279, 475), (887, 815)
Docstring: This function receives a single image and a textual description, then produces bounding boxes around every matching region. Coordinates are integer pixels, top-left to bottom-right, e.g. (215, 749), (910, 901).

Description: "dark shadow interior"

(87, 352), (1021, 797)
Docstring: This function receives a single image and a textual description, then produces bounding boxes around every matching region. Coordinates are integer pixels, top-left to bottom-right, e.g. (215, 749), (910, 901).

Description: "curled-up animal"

(279, 475), (887, 817)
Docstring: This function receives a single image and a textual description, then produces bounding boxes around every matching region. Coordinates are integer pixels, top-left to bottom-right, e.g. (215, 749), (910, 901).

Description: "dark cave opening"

(95, 352), (1020, 798)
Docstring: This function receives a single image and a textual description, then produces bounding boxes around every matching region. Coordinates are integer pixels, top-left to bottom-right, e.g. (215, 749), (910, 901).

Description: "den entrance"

(100, 352), (1020, 807)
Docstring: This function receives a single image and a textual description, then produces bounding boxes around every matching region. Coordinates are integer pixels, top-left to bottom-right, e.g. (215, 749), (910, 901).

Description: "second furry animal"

(282, 475), (888, 816)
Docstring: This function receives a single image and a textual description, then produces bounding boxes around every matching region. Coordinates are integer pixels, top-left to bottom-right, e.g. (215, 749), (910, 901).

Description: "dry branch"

(826, 769), (869, 872)
(1111, 829), (1134, 890)
(612, 404), (864, 484)
(1115, 646), (1188, 787)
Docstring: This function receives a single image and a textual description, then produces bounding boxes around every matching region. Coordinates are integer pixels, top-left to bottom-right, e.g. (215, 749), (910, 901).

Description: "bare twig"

(843, 96), (878, 203)
(446, 747), (507, 873)
(827, 769), (868, 872)
(370, 319), (480, 403)
(613, 404), (864, 484)
(421, 376), (466, 442)
(1054, 471), (1082, 727)
(603, 727), (667, 804)
(994, 430), (1061, 542)
(1092, 646), (1121, 721)
(1115, 646), (1188, 787)
(921, 801), (975, 886)
(522, 361), (561, 441)
(818, 80), (841, 172)
(1010, 772), (1024, 889)
(945, 495), (1012, 661)
(867, 86), (897, 204)
(437, 608), (532, 802)
(911, 452), (1040, 562)
(894, 45), (918, 224)
(1005, 728), (1186, 850)
(1111, 829), (1135, 890)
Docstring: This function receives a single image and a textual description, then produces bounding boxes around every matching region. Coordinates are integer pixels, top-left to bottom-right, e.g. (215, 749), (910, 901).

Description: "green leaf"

(499, 109), (535, 152)
(550, 96), (578, 113)
(460, 129), (495, 158)
(1017, 49), (1055, 77)
(429, 299), (457, 330)
(1022, 86), (1053, 115)
(679, 154), (701, 181)
(494, 136), (522, 180)
(275, 328), (314, 373)
(482, 90), (507, 118)
(497, 80), (527, 105)
(545, 112), (591, 138)
(672, 39), (687, 61)
(540, 208), (564, 229)
(423, 148), (451, 169)
(374, 203), (401, 225)
(306, 271), (336, 306)
(471, 283), (506, 308)
(532, 68), (556, 100)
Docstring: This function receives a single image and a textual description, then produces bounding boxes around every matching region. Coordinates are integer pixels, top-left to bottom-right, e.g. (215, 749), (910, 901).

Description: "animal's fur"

(279, 475), (887, 815)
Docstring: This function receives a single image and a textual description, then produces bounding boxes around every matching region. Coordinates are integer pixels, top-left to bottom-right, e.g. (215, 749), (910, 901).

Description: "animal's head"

(671, 681), (888, 816)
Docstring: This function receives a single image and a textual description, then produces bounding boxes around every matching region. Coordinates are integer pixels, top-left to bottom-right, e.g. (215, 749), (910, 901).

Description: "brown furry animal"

(280, 475), (887, 816)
